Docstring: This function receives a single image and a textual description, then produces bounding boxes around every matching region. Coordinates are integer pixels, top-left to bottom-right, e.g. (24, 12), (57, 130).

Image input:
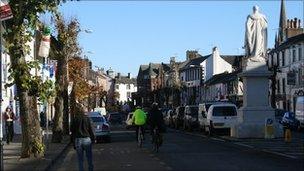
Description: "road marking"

(166, 166), (173, 170)
(211, 137), (225, 142)
(261, 149), (299, 159)
(233, 142), (254, 149)
(111, 130), (135, 134)
(159, 161), (166, 165)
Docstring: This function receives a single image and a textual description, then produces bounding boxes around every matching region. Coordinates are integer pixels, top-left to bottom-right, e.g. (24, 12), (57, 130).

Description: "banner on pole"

(0, 0), (13, 21)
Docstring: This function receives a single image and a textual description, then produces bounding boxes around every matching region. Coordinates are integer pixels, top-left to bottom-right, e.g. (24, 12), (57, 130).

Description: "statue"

(244, 5), (268, 64)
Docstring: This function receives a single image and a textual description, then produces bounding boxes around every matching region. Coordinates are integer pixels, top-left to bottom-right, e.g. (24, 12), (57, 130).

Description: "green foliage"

(2, 0), (65, 102)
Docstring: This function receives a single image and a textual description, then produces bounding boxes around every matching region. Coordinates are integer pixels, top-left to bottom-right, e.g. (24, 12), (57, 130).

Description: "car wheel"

(105, 136), (111, 143)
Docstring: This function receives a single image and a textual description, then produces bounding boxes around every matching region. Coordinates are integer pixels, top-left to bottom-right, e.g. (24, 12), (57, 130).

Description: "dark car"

(281, 112), (300, 131)
(174, 106), (185, 129)
(107, 112), (124, 125)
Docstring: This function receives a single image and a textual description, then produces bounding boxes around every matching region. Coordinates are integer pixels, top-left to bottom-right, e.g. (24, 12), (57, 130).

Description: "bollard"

(284, 128), (291, 143)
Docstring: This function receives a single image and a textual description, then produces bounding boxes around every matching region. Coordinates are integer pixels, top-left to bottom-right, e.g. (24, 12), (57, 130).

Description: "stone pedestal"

(231, 63), (283, 138)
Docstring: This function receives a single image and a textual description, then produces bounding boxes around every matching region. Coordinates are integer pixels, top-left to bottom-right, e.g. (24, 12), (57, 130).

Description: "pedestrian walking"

(40, 111), (46, 128)
(71, 103), (95, 171)
(3, 106), (16, 144)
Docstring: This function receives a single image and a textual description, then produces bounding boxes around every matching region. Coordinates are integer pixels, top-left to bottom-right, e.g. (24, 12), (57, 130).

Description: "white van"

(295, 96), (304, 128)
(202, 103), (238, 134)
(198, 102), (214, 131)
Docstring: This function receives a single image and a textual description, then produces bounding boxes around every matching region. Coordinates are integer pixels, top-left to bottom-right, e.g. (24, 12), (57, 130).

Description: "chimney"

(128, 73), (131, 78)
(294, 18), (298, 28)
(117, 72), (121, 78)
(299, 19), (301, 28)
(186, 50), (198, 60)
(287, 19), (290, 28)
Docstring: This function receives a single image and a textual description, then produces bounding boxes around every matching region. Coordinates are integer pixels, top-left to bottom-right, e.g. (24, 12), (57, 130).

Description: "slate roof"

(220, 55), (244, 67)
(116, 76), (137, 85)
(180, 54), (211, 71)
(270, 33), (304, 52)
(204, 70), (241, 86)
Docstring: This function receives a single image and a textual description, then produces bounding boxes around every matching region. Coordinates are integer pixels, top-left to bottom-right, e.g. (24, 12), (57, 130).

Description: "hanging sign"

(0, 0), (13, 21)
(38, 26), (51, 58)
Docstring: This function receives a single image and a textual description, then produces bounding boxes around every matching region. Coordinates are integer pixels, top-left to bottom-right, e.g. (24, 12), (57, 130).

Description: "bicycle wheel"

(138, 127), (143, 147)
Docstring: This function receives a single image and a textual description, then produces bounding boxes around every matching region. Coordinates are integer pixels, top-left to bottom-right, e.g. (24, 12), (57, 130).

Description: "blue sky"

(56, 1), (303, 77)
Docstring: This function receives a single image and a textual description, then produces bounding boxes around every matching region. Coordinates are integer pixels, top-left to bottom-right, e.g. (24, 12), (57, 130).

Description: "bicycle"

(152, 127), (162, 152)
(137, 125), (144, 147)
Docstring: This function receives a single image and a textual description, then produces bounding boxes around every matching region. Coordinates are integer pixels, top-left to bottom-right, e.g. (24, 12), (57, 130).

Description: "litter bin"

(265, 118), (274, 139)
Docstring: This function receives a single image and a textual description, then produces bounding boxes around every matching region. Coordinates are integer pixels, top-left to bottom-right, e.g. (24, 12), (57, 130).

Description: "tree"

(50, 14), (81, 142)
(3, 0), (64, 158)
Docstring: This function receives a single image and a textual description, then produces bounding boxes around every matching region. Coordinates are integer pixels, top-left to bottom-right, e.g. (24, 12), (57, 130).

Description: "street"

(51, 125), (304, 171)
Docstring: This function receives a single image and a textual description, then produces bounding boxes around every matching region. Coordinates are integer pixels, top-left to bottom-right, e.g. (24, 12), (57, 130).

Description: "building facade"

(267, 0), (304, 112)
(114, 73), (137, 104)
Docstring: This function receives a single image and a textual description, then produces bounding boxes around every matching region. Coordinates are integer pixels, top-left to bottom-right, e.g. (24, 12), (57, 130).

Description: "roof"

(220, 55), (244, 66)
(204, 70), (241, 86)
(271, 33), (304, 52)
(116, 76), (137, 85)
(180, 54), (211, 71)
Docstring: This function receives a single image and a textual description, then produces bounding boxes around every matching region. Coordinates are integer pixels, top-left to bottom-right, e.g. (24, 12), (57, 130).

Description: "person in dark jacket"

(3, 106), (16, 144)
(71, 103), (95, 171)
(148, 103), (165, 133)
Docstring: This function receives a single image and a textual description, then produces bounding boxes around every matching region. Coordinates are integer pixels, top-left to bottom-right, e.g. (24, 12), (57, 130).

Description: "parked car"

(174, 106), (185, 129)
(107, 112), (124, 125)
(295, 96), (304, 128)
(88, 112), (111, 143)
(281, 112), (300, 131)
(198, 102), (214, 131)
(201, 103), (238, 135)
(183, 105), (199, 131)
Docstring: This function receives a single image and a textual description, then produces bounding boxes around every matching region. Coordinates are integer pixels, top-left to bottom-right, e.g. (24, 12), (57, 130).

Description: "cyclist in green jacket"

(132, 107), (147, 141)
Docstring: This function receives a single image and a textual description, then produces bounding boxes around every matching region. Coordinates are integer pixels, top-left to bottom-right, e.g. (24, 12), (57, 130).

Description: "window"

(277, 79), (280, 94)
(127, 84), (130, 90)
(299, 68), (304, 86)
(212, 106), (237, 116)
(115, 84), (119, 90)
(299, 48), (302, 61)
(281, 51), (285, 66)
(127, 92), (131, 98)
(282, 78), (286, 94)
(292, 49), (296, 62)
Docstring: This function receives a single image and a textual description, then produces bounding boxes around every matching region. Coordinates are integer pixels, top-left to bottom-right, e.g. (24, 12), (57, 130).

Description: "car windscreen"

(212, 106), (237, 116)
(90, 117), (105, 123)
(206, 104), (212, 111)
(179, 107), (185, 115)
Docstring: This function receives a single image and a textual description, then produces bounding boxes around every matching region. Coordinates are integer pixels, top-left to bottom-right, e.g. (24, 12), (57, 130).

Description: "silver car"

(88, 112), (111, 143)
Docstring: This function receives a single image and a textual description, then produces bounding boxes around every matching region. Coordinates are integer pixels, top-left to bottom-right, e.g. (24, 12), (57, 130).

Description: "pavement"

(172, 128), (304, 160)
(3, 133), (70, 171)
(51, 125), (304, 171)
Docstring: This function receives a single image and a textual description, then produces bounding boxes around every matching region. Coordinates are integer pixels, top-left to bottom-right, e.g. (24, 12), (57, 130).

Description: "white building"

(267, 0), (304, 112)
(205, 47), (232, 81)
(268, 33), (304, 111)
(114, 73), (137, 104)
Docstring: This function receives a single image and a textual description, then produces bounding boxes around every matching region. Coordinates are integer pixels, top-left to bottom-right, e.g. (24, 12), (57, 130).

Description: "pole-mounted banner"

(0, 0), (13, 21)
(38, 26), (51, 58)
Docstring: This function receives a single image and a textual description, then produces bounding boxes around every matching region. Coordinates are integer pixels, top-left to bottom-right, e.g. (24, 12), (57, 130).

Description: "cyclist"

(148, 103), (165, 146)
(132, 106), (147, 141)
